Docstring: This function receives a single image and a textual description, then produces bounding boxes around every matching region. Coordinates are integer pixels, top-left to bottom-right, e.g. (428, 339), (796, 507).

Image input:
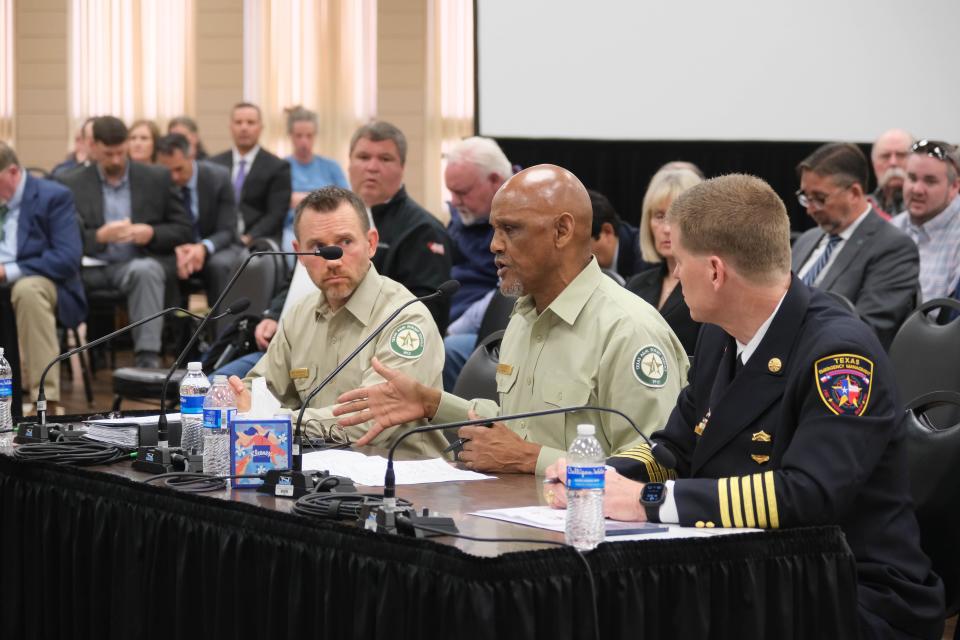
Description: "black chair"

(448, 330), (504, 444)
(903, 390), (960, 633)
(889, 298), (960, 428)
(476, 291), (515, 345)
(601, 268), (626, 286)
(823, 290), (857, 315)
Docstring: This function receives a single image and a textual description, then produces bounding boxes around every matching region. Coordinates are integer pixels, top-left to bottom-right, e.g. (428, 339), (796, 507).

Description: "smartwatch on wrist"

(640, 482), (667, 523)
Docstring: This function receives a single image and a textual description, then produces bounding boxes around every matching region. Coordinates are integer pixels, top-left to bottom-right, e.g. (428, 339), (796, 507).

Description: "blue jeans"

(213, 351), (264, 379)
(442, 333), (478, 391)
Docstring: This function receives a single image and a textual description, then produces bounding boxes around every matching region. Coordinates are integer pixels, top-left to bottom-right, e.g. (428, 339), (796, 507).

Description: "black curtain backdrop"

(0, 455), (859, 640)
(494, 138), (876, 232)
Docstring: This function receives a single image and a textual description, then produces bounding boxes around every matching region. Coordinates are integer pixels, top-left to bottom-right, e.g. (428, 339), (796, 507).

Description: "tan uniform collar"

(314, 264), (382, 327)
(515, 256), (602, 326)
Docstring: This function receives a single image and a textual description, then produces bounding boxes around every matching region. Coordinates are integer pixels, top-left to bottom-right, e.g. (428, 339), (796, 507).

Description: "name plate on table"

(229, 418), (292, 488)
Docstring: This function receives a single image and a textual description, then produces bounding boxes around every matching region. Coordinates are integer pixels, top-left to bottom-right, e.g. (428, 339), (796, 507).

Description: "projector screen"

(477, 0), (960, 142)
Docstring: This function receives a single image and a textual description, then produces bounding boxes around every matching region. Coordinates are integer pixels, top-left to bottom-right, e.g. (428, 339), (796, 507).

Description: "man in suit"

(348, 121), (452, 333)
(210, 102), (291, 246)
(0, 142), (85, 411)
(546, 174), (945, 639)
(59, 116), (193, 369)
(589, 189), (644, 282)
(791, 142), (918, 349)
(156, 133), (242, 304)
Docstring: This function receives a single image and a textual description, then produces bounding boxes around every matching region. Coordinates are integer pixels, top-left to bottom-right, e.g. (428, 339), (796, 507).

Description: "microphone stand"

(18, 306), (205, 443)
(376, 405), (676, 536)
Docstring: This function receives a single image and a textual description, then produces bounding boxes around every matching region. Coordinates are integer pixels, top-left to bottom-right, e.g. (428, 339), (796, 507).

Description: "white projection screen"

(476, 0), (960, 142)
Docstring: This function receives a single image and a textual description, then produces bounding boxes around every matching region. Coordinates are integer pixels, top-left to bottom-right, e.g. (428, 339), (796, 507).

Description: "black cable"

(142, 472), (262, 493)
(292, 492), (413, 520)
(13, 440), (132, 466)
(395, 516), (601, 640)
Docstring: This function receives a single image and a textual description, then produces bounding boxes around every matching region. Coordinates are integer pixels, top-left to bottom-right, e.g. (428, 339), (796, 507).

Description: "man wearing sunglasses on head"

(890, 140), (960, 303)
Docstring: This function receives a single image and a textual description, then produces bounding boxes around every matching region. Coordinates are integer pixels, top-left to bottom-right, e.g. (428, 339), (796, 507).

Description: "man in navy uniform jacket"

(546, 174), (944, 639)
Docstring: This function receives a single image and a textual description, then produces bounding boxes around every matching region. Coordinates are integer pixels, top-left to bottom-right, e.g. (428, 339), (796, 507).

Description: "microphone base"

(257, 469), (312, 499)
(132, 446), (178, 474)
(14, 421), (52, 444)
(373, 507), (459, 538)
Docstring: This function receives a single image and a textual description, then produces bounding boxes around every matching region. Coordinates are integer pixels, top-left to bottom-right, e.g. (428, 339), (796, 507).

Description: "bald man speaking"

(334, 165), (688, 474)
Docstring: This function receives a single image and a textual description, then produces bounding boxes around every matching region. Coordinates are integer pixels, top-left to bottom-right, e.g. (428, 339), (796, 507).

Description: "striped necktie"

(0, 204), (7, 243)
(802, 234), (842, 286)
(233, 158), (247, 203)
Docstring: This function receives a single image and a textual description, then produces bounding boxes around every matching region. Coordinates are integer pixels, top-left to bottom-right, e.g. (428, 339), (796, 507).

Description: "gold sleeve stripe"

(718, 477), (732, 528)
(611, 446), (673, 483)
(764, 470), (779, 529)
(729, 475), (745, 527)
(740, 475), (756, 528)
(753, 473), (768, 528)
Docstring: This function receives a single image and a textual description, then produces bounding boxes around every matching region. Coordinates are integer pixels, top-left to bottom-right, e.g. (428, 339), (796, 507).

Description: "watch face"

(641, 482), (665, 504)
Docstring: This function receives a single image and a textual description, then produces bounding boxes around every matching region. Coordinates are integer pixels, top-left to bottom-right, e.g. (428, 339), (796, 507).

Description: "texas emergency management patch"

(633, 345), (668, 388)
(814, 353), (874, 416)
(389, 323), (425, 359)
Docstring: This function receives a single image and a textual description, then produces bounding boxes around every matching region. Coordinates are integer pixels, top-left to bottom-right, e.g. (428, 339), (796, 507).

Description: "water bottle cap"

(187, 361), (203, 371)
(213, 374), (228, 383)
(576, 424), (595, 436)
(0, 347), (4, 356)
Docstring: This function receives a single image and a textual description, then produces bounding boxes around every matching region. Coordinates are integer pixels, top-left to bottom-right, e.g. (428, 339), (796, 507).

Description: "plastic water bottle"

(565, 424), (606, 551)
(179, 362), (210, 455)
(202, 375), (236, 477)
(0, 348), (13, 438)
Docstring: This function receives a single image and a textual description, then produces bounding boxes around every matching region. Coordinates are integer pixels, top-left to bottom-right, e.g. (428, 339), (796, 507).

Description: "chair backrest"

(889, 298), (960, 428)
(477, 291), (515, 344)
(449, 330), (504, 443)
(601, 268), (626, 287)
(903, 390), (960, 615)
(823, 290), (857, 315)
(229, 245), (279, 320)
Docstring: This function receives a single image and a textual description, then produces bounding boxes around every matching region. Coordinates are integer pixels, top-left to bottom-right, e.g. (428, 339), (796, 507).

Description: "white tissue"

(243, 377), (283, 419)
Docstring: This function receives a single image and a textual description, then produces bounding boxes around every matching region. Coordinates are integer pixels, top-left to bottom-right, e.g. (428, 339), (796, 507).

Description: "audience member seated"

(348, 121), (452, 333)
(626, 168), (703, 354)
(0, 142), (86, 413)
(444, 136), (510, 321)
(52, 117), (96, 177)
(792, 143), (918, 349)
(59, 116), (193, 369)
(869, 128), (912, 219)
(281, 105), (349, 260)
(589, 189), (644, 280)
(890, 140), (960, 303)
(227, 186), (447, 456)
(211, 102), (292, 247)
(168, 115), (209, 161)
(156, 133), (243, 304)
(547, 174), (945, 640)
(127, 119), (160, 165)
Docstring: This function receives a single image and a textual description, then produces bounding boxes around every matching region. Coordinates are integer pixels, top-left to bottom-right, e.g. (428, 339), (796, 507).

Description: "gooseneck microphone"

(154, 246), (343, 445)
(29, 305), (207, 429)
(380, 405), (677, 510)
(290, 280), (461, 473)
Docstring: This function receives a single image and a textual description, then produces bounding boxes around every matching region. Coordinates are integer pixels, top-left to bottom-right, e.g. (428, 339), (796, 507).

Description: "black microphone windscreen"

(437, 280), (461, 299)
(226, 297), (251, 315)
(314, 246), (344, 260)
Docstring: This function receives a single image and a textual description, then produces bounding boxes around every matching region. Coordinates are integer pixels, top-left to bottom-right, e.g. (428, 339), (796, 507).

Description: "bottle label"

(203, 408), (236, 430)
(180, 395), (204, 414)
(567, 464), (606, 490)
(0, 378), (11, 398)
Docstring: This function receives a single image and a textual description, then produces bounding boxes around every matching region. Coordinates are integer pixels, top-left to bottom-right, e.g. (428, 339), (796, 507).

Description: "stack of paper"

(302, 449), (493, 486)
(82, 413), (181, 448)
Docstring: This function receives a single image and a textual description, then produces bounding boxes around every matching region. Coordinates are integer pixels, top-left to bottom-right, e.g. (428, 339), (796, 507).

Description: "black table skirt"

(0, 455), (859, 640)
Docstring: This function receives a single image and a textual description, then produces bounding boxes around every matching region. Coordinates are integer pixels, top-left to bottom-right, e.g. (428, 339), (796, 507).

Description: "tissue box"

(229, 418), (292, 488)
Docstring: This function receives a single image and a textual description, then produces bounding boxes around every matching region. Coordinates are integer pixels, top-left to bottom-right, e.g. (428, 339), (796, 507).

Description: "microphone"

(154, 297), (251, 448)
(18, 305), (207, 441)
(292, 279), (460, 468)
(260, 280), (461, 499)
(379, 405), (677, 518)
(150, 246), (342, 451)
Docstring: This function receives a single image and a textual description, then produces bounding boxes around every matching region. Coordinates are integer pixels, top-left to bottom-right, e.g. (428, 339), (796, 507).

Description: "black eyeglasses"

(912, 139), (959, 169)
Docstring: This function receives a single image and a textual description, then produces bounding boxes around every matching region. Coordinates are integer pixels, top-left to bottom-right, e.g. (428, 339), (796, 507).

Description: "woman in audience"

(281, 106), (349, 257)
(127, 119), (160, 164)
(168, 115), (208, 160)
(626, 168), (703, 354)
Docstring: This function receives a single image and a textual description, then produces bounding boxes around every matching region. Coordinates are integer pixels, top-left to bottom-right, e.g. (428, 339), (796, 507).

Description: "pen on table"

(542, 477), (562, 484)
(442, 437), (470, 454)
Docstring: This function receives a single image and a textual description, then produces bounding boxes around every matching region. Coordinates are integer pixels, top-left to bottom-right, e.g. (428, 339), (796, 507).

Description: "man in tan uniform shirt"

(335, 165), (688, 474)
(228, 186), (447, 458)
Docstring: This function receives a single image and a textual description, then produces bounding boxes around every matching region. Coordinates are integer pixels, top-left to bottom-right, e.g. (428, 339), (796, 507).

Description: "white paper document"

(83, 413), (181, 426)
(469, 506), (762, 541)
(302, 449), (493, 486)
